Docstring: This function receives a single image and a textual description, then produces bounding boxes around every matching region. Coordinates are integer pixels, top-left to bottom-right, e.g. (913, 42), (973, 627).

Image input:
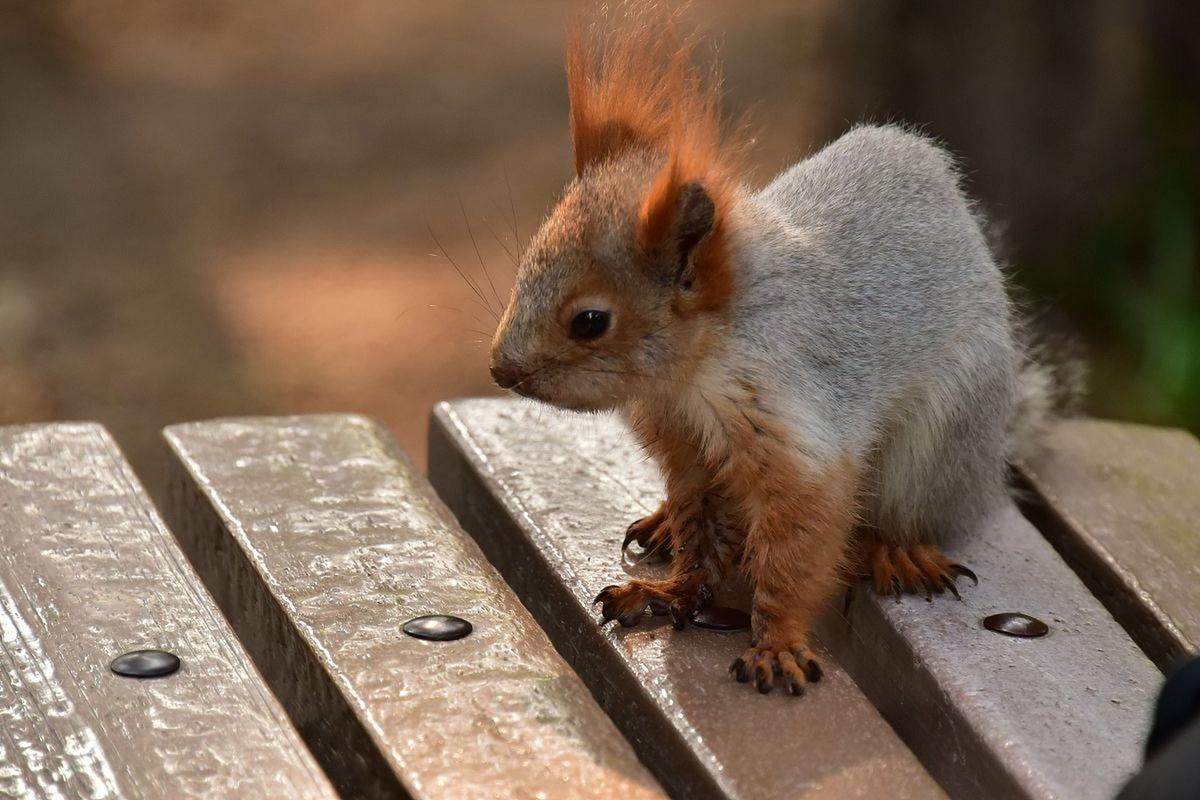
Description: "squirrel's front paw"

(729, 642), (823, 697)
(593, 579), (712, 629)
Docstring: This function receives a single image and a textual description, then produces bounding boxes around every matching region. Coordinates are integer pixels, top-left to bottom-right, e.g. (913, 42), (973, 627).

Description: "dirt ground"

(2, 1), (1193, 495)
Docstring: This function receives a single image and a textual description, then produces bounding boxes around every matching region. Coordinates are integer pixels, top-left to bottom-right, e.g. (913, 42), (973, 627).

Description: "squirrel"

(487, 5), (1071, 696)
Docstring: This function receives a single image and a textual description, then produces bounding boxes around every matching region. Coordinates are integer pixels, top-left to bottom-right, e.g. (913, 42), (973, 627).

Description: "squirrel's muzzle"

(489, 361), (528, 391)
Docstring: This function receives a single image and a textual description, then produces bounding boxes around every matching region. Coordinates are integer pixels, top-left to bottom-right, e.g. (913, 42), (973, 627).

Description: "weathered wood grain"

(0, 423), (334, 800)
(429, 400), (946, 800)
(163, 415), (667, 800)
(820, 499), (1157, 800)
(1018, 418), (1200, 670)
(430, 398), (1162, 800)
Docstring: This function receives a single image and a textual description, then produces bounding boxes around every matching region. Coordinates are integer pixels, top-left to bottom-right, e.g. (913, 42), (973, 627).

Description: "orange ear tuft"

(566, 5), (730, 176)
(567, 3), (741, 311)
(636, 152), (684, 254)
(567, 6), (676, 174)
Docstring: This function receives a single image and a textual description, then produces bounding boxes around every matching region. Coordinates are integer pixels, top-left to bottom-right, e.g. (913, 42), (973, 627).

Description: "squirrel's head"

(489, 7), (740, 412)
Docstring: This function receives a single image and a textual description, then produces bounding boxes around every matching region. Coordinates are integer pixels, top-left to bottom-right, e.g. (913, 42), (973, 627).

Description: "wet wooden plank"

(1018, 418), (1200, 670)
(820, 500), (1157, 800)
(163, 414), (666, 800)
(0, 423), (335, 800)
(430, 398), (1162, 800)
(429, 400), (946, 800)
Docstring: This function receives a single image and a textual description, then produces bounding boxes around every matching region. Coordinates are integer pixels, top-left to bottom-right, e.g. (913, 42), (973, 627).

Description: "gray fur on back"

(724, 124), (1028, 541)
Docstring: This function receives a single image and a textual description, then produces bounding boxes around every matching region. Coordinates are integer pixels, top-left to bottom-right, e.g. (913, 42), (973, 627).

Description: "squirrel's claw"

(668, 603), (689, 630)
(667, 583), (712, 629)
(621, 509), (672, 561)
(592, 585), (618, 605)
(621, 522), (641, 551)
(754, 662), (773, 694)
(594, 585), (624, 624)
(950, 563), (979, 586)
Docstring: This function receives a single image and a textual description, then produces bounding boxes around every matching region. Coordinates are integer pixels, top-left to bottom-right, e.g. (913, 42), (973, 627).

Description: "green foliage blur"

(1024, 63), (1198, 432)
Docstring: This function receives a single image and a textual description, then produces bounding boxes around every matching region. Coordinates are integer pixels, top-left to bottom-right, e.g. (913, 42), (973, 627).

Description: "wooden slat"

(163, 415), (667, 800)
(430, 398), (1162, 800)
(0, 423), (334, 799)
(819, 500), (1157, 799)
(429, 400), (946, 800)
(1018, 418), (1200, 669)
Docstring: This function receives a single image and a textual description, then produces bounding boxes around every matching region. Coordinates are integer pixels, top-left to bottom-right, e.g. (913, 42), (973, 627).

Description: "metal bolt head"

(982, 612), (1050, 638)
(111, 649), (181, 678)
(690, 606), (751, 632)
(403, 615), (473, 641)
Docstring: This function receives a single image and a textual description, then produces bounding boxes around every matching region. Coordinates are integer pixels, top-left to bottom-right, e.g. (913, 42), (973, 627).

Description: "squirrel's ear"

(637, 170), (715, 270)
(676, 181), (715, 265)
(639, 171), (732, 309)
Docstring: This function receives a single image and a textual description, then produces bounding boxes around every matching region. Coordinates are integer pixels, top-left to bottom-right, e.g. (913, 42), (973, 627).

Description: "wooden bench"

(1018, 418), (1200, 670)
(429, 398), (1164, 800)
(4, 410), (1190, 798)
(0, 423), (335, 799)
(162, 415), (666, 800)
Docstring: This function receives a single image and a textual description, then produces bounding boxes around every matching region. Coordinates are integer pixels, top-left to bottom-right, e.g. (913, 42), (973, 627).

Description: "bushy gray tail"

(1008, 325), (1088, 463)
(978, 209), (1087, 463)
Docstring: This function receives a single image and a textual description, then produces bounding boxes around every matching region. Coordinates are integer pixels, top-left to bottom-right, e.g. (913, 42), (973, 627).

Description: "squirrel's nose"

(489, 361), (527, 390)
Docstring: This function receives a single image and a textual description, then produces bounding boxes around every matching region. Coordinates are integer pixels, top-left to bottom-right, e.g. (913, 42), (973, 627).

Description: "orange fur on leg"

(682, 386), (861, 696)
(730, 457), (858, 695)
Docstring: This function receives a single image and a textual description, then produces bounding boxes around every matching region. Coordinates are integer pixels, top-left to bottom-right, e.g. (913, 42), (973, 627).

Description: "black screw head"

(689, 606), (751, 632)
(111, 649), (181, 678)
(403, 615), (473, 641)
(982, 612), (1050, 638)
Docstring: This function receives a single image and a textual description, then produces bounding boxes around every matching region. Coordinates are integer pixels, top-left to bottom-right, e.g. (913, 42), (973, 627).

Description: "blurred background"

(1, 1), (1197, 496)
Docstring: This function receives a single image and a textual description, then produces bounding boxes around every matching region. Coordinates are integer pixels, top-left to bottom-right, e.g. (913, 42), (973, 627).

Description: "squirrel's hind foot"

(856, 539), (978, 602)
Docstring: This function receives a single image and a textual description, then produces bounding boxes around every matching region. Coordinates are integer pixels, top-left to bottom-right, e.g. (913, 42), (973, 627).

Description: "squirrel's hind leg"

(854, 537), (978, 601)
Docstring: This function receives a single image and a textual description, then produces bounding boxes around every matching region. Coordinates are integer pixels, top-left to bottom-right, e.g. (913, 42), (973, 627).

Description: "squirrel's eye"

(569, 309), (611, 341)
